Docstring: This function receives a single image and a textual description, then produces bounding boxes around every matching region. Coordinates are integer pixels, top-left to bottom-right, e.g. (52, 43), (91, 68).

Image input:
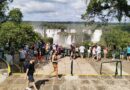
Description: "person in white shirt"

(92, 46), (96, 59)
(79, 45), (85, 59)
(87, 47), (91, 58)
(53, 44), (56, 51)
(96, 45), (101, 61)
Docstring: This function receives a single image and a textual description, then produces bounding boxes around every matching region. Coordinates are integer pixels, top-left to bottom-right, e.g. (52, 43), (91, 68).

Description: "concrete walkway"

(0, 69), (8, 84)
(1, 74), (130, 90)
(1, 57), (130, 90)
(36, 57), (130, 75)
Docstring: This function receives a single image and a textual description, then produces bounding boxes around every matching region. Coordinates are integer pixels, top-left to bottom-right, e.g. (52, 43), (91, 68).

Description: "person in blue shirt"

(127, 45), (130, 60)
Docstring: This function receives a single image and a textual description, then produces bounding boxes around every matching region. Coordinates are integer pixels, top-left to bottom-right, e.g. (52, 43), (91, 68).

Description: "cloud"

(70, 0), (86, 10)
(10, 0), (56, 14)
(9, 0), (87, 21)
(37, 0), (68, 4)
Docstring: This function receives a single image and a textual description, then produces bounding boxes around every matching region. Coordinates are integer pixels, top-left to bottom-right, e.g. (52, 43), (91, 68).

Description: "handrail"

(13, 63), (21, 72)
(71, 58), (74, 76)
(100, 59), (122, 77)
(0, 58), (11, 76)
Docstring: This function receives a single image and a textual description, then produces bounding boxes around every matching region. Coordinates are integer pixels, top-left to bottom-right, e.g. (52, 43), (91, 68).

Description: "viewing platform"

(1, 57), (130, 90)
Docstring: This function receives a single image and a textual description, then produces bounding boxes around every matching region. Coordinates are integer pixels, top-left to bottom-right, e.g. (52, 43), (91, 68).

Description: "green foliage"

(83, 0), (130, 22)
(101, 25), (130, 49)
(81, 41), (92, 47)
(17, 23), (41, 45)
(43, 37), (53, 44)
(0, 0), (43, 49)
(8, 8), (23, 23)
(0, 21), (42, 48)
(0, 0), (13, 22)
(1, 21), (17, 30)
(44, 23), (67, 30)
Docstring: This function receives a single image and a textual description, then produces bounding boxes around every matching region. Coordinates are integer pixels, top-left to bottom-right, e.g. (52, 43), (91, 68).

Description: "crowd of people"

(20, 43), (130, 90)
(1, 41), (130, 90)
(70, 44), (105, 61)
(2, 41), (130, 74)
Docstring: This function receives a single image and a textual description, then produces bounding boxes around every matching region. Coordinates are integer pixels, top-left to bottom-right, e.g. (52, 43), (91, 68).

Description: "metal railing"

(100, 59), (122, 77)
(71, 58), (74, 76)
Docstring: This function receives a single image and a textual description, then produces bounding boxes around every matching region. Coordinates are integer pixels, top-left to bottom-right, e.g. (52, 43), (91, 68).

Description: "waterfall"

(66, 35), (72, 46)
(53, 33), (60, 44)
(91, 29), (102, 43)
(46, 29), (60, 44)
(31, 22), (103, 47)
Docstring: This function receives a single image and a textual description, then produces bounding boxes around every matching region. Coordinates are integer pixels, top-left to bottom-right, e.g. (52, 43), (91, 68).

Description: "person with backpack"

(25, 58), (37, 90)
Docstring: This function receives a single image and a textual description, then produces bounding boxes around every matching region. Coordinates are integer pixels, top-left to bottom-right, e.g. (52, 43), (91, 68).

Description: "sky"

(9, 0), (130, 22)
(9, 0), (87, 21)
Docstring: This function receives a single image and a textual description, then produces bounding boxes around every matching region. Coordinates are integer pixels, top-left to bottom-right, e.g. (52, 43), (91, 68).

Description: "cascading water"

(34, 28), (44, 36)
(45, 29), (77, 47)
(66, 35), (72, 46)
(31, 22), (103, 47)
(91, 30), (102, 43)
(70, 29), (76, 44)
(46, 29), (60, 44)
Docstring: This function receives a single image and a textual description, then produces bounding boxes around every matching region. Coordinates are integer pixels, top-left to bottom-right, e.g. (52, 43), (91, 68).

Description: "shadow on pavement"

(35, 79), (49, 90)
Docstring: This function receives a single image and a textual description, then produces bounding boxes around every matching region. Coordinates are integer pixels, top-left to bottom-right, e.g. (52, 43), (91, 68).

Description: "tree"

(0, 0), (43, 49)
(82, 0), (130, 22)
(8, 8), (23, 23)
(100, 26), (130, 49)
(0, 21), (42, 48)
(0, 0), (13, 22)
(0, 21), (18, 45)
(44, 23), (67, 30)
(19, 23), (41, 44)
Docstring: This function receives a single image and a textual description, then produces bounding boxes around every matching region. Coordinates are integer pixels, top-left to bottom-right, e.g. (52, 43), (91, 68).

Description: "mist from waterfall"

(46, 29), (60, 44)
(66, 35), (72, 46)
(31, 22), (103, 47)
(91, 30), (102, 43)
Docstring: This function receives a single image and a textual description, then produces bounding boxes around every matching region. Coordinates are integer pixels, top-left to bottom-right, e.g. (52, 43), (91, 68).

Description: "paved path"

(1, 57), (130, 90)
(0, 69), (8, 84)
(36, 57), (130, 75)
(1, 74), (130, 90)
